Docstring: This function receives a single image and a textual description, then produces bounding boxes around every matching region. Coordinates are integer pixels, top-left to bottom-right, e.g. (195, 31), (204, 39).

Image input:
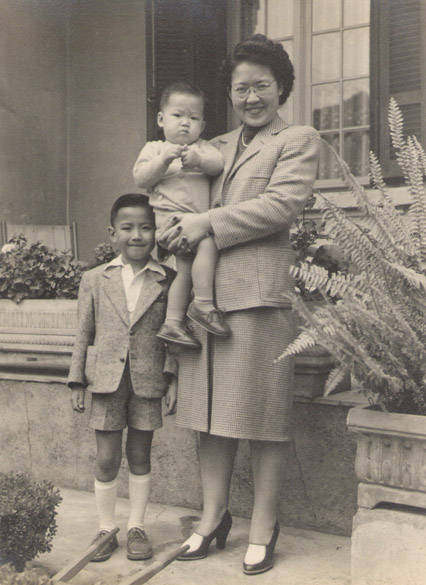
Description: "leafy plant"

(0, 235), (87, 303)
(290, 193), (348, 300)
(279, 99), (426, 415)
(93, 242), (118, 266)
(0, 473), (62, 571)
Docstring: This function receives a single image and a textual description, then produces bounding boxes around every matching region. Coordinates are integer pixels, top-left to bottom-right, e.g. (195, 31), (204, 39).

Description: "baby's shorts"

(89, 361), (162, 431)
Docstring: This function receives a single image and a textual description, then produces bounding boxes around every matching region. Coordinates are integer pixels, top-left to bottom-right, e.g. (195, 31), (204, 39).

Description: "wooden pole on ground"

(52, 527), (120, 583)
(117, 544), (190, 585)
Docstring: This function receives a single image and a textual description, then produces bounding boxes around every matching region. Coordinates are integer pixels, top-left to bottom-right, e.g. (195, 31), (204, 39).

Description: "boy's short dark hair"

(159, 82), (206, 112)
(110, 193), (154, 227)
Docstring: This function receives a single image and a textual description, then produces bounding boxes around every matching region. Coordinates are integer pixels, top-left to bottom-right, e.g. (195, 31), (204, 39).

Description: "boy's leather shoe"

(127, 527), (153, 560)
(90, 530), (119, 562)
(156, 321), (201, 349)
(187, 302), (231, 337)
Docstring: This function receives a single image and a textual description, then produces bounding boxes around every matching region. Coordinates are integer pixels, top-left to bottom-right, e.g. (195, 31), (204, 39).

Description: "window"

(252, 0), (370, 186)
(249, 1), (426, 184)
(370, 0), (426, 178)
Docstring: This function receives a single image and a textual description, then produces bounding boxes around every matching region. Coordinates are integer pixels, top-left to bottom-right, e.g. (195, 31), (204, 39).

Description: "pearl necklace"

(241, 133), (252, 148)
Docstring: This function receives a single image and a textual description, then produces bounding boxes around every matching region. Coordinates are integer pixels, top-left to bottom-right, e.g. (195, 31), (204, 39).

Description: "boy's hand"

(181, 146), (202, 169)
(70, 385), (86, 413)
(161, 144), (184, 166)
(164, 377), (177, 416)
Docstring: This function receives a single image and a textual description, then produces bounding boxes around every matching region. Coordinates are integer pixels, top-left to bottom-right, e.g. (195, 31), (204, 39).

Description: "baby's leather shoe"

(187, 302), (231, 337)
(157, 321), (201, 349)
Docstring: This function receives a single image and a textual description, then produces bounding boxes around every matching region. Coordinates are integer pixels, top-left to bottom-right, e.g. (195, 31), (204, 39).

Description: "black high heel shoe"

(177, 510), (232, 561)
(242, 521), (280, 575)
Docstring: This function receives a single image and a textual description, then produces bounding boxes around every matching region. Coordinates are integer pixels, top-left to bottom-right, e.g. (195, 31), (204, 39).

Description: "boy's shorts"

(89, 361), (162, 431)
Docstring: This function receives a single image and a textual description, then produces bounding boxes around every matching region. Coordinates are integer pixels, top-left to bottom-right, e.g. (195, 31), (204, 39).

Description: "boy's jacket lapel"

(103, 267), (129, 327)
(103, 266), (165, 328)
(130, 270), (165, 327)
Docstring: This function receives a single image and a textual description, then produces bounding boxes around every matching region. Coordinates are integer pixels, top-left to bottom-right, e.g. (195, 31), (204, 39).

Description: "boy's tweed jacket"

(67, 263), (177, 398)
(208, 115), (321, 313)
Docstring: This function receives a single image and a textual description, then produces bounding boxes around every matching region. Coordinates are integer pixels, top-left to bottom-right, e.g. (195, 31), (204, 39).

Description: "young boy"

(68, 193), (177, 562)
(133, 82), (230, 349)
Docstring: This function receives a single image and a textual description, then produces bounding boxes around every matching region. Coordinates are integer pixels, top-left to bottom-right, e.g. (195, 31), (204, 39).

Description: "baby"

(133, 82), (230, 348)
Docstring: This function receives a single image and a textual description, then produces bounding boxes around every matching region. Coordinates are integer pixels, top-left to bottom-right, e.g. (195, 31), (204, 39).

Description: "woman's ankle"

(196, 508), (228, 536)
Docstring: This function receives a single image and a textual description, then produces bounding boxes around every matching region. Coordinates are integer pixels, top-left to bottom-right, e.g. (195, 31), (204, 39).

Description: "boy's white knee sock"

(94, 477), (118, 532)
(127, 472), (151, 532)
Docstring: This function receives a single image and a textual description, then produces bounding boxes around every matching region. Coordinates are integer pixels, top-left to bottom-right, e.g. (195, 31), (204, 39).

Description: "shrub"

(0, 235), (87, 303)
(93, 242), (118, 266)
(279, 99), (426, 415)
(0, 473), (62, 571)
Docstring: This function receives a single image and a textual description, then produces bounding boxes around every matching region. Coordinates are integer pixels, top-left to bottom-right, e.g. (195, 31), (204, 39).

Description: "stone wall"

(66, 0), (149, 264)
(0, 378), (358, 536)
(0, 0), (67, 226)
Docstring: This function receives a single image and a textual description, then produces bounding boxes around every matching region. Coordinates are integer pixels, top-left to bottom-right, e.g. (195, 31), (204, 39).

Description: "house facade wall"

(0, 378), (357, 536)
(66, 0), (148, 262)
(0, 0), (67, 225)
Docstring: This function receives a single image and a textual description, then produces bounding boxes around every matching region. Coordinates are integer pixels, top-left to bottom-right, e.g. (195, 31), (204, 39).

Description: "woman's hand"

(157, 212), (212, 253)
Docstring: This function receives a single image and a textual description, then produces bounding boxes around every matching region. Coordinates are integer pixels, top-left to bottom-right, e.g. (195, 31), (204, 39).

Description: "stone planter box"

(294, 299), (350, 399)
(294, 345), (350, 399)
(347, 405), (426, 509)
(0, 299), (77, 381)
(294, 345), (336, 398)
(348, 405), (426, 584)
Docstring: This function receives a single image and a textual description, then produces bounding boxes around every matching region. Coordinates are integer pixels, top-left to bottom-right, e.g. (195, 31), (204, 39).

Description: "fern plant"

(278, 99), (426, 415)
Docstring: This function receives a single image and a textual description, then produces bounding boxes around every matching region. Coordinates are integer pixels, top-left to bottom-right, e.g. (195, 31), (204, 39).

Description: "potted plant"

(0, 473), (62, 572)
(0, 235), (87, 354)
(0, 238), (116, 377)
(290, 195), (350, 398)
(278, 99), (426, 581)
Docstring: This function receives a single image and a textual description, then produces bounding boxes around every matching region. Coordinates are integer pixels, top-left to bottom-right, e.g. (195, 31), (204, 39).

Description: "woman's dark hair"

(222, 34), (295, 105)
(110, 193), (154, 227)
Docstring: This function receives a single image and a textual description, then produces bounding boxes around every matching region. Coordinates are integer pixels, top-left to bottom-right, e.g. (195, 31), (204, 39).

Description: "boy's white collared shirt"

(104, 254), (166, 318)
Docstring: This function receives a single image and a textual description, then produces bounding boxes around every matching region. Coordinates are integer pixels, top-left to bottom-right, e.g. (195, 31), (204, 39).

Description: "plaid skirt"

(176, 306), (295, 441)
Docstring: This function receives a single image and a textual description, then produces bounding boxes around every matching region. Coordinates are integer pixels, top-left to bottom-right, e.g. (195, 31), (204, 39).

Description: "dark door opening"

(145, 0), (228, 141)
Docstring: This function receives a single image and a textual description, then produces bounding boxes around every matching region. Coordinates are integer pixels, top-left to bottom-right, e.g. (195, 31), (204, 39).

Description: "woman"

(159, 34), (320, 575)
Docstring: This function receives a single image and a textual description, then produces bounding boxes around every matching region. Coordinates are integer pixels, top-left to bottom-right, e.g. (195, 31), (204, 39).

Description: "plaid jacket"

(67, 263), (177, 398)
(209, 115), (320, 312)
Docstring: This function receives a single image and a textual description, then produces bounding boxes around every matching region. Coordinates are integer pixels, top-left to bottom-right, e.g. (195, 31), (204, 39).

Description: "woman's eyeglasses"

(231, 80), (277, 99)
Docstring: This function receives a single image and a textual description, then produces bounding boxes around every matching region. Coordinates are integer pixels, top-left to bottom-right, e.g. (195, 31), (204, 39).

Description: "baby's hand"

(181, 146), (202, 169)
(161, 144), (184, 166)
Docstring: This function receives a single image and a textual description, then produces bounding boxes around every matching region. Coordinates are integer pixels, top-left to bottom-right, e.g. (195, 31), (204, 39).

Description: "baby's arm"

(181, 142), (224, 176)
(133, 141), (184, 189)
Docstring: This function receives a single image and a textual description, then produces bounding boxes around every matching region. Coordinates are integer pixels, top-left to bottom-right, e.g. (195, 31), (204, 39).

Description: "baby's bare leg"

(187, 236), (231, 336)
(191, 235), (218, 310)
(158, 253), (200, 348)
(165, 253), (193, 322)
